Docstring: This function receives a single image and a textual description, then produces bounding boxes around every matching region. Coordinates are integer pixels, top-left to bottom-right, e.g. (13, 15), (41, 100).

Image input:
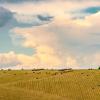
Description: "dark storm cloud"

(0, 0), (50, 3)
(0, 7), (13, 27)
(37, 14), (53, 21)
(82, 6), (100, 14)
(0, 6), (53, 28)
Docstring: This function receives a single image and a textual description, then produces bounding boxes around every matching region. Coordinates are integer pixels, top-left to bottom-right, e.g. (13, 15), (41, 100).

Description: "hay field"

(0, 70), (99, 100)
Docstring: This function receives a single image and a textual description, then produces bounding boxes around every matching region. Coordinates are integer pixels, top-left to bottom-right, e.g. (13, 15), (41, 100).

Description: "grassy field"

(0, 69), (99, 100)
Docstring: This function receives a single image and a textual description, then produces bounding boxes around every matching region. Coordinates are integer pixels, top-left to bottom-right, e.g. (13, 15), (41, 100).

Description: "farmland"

(0, 69), (100, 100)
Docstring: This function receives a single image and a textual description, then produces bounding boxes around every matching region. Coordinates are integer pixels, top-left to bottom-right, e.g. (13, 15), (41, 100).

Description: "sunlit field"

(0, 69), (99, 100)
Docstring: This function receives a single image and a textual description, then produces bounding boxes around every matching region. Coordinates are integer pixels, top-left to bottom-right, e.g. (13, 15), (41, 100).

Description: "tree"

(98, 66), (100, 70)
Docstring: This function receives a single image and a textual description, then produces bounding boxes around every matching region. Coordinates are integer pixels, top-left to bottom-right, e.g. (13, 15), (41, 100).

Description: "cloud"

(0, 1), (99, 24)
(37, 14), (53, 21)
(0, 0), (99, 3)
(0, 7), (13, 27)
(2, 0), (100, 22)
(1, 0), (100, 69)
(10, 18), (81, 68)
(0, 6), (54, 28)
(10, 8), (100, 69)
(0, 0), (55, 4)
(72, 6), (100, 19)
(1, 50), (100, 69)
(0, 51), (79, 69)
(13, 13), (53, 26)
(82, 6), (100, 14)
(0, 52), (20, 68)
(0, 51), (41, 69)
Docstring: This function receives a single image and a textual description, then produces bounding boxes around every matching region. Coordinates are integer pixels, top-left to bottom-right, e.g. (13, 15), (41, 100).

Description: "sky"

(0, 0), (100, 69)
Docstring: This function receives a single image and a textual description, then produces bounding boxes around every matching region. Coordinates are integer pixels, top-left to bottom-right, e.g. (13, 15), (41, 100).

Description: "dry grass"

(0, 70), (100, 100)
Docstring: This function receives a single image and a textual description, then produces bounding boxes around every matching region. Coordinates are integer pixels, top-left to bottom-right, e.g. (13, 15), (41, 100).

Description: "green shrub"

(98, 67), (100, 70)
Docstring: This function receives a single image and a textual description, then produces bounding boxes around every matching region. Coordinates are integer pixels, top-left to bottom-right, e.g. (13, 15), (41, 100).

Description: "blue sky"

(0, 0), (100, 69)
